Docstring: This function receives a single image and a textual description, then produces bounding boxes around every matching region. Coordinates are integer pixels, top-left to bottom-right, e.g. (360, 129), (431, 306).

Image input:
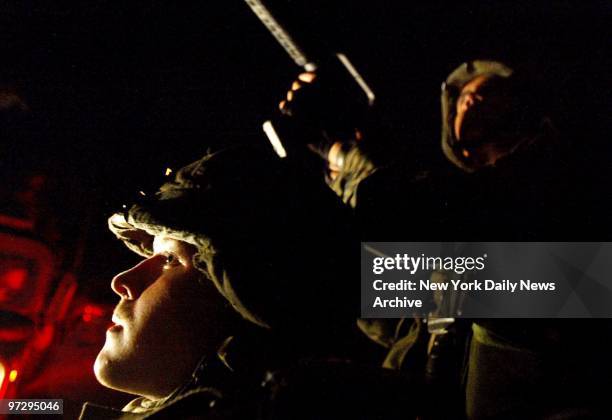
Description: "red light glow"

(82, 304), (104, 323)
(3, 268), (28, 289)
(0, 361), (6, 398)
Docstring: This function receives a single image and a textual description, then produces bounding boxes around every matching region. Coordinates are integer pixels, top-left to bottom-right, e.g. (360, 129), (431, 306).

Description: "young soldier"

(80, 146), (407, 419)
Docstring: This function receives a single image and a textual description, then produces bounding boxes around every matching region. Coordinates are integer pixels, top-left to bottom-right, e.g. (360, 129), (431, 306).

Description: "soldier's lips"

(108, 313), (125, 332)
(107, 323), (123, 333)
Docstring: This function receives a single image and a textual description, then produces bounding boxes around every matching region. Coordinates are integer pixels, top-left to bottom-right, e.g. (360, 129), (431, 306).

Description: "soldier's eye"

(164, 253), (180, 267)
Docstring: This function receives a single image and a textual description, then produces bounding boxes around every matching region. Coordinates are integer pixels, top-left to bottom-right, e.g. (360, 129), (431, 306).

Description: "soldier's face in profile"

(94, 236), (232, 399)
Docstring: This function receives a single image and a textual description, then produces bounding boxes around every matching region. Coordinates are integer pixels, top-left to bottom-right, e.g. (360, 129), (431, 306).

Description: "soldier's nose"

(111, 255), (164, 300)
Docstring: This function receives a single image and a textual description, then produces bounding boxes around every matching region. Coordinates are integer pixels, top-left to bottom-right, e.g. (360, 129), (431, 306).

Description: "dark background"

(0, 0), (609, 300)
(0, 1), (608, 414)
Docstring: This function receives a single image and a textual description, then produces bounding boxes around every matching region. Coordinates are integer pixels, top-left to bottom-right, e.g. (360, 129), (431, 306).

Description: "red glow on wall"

(82, 304), (104, 323)
(0, 232), (54, 317)
(0, 361), (7, 399)
(0, 326), (33, 342)
(3, 268), (28, 289)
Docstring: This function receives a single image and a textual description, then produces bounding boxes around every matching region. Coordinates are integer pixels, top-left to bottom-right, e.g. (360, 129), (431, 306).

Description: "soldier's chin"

(93, 346), (131, 393)
(94, 349), (115, 388)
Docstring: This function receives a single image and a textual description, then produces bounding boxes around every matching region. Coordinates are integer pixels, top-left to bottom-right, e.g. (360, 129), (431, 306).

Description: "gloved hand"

(277, 71), (366, 176)
(278, 71), (318, 118)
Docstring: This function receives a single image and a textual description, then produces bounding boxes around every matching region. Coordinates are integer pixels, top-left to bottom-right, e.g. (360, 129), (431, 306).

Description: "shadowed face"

(453, 74), (515, 167)
(94, 236), (232, 400)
